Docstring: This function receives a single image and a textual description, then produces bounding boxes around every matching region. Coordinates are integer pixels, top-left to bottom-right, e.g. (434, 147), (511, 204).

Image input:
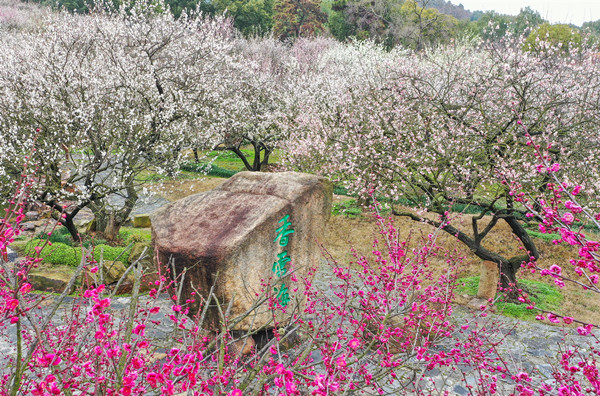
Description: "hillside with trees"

(21, 0), (600, 47)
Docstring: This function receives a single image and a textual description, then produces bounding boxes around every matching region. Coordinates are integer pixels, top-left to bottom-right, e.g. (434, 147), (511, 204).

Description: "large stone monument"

(151, 171), (332, 330)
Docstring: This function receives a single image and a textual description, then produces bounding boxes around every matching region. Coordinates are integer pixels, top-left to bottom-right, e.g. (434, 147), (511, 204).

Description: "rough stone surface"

(128, 242), (158, 292)
(73, 207), (94, 228)
(21, 222), (36, 231)
(29, 267), (76, 293)
(32, 219), (48, 228)
(229, 335), (256, 357)
(467, 297), (489, 310)
(133, 214), (152, 228)
(25, 211), (39, 221)
(151, 171), (332, 331)
(128, 242), (153, 267)
(6, 247), (18, 262)
(85, 218), (97, 233)
(477, 260), (498, 300)
(88, 260), (129, 285)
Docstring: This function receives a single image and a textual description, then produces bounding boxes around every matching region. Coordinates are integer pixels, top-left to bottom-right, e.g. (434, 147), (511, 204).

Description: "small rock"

(33, 219), (48, 227)
(87, 260), (130, 285)
(128, 242), (153, 265)
(21, 222), (36, 231)
(29, 267), (77, 293)
(147, 352), (167, 365)
(132, 214), (151, 228)
(73, 208), (95, 228)
(128, 242), (158, 292)
(85, 218), (97, 233)
(75, 217), (94, 229)
(467, 297), (488, 310)
(116, 297), (131, 304)
(5, 247), (18, 262)
(25, 211), (39, 221)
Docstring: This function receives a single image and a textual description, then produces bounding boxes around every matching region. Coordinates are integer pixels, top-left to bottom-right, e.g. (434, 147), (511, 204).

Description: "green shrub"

(333, 185), (350, 196)
(332, 199), (363, 218)
(118, 228), (152, 245)
(20, 239), (133, 267)
(93, 244), (132, 262)
(82, 237), (108, 248)
(456, 276), (563, 321)
(23, 239), (80, 267)
(36, 226), (73, 246)
(448, 203), (486, 215)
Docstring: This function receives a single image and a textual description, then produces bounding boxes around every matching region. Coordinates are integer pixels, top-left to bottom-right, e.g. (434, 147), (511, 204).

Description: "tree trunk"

(42, 196), (86, 242)
(498, 259), (519, 292)
(90, 184), (138, 242)
(228, 139), (272, 172)
(252, 141), (261, 171)
(259, 147), (272, 171)
(92, 211), (119, 242)
(61, 213), (80, 242)
(230, 146), (256, 171)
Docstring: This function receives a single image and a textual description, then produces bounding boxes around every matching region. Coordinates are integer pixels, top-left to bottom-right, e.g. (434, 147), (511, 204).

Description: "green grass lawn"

(456, 276), (563, 321)
(197, 146), (283, 172)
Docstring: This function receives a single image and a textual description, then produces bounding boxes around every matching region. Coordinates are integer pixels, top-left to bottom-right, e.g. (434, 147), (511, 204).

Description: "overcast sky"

(453, 0), (599, 26)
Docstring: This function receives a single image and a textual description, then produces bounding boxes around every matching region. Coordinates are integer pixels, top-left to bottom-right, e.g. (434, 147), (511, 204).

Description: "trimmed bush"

(119, 228), (151, 245)
(23, 240), (80, 267)
(36, 226), (73, 246)
(92, 244), (132, 262)
(20, 239), (132, 267)
(333, 185), (350, 196)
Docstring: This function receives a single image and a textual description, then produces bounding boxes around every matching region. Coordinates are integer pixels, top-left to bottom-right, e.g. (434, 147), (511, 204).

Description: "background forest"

(16, 0), (600, 48)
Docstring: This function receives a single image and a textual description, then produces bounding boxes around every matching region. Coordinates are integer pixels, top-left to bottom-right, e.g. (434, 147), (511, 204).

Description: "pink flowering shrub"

(511, 132), (600, 311)
(492, 131), (600, 395)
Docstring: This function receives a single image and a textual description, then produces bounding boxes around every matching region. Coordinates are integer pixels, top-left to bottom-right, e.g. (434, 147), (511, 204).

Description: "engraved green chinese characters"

(274, 284), (290, 307)
(272, 251), (291, 277)
(273, 214), (294, 306)
(274, 214), (295, 246)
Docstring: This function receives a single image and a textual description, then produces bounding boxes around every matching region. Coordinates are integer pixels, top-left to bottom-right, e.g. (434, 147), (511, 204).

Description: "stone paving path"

(412, 307), (599, 394)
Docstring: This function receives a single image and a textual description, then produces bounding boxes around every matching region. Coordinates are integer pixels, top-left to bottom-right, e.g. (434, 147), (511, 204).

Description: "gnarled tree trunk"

(90, 184), (138, 242)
